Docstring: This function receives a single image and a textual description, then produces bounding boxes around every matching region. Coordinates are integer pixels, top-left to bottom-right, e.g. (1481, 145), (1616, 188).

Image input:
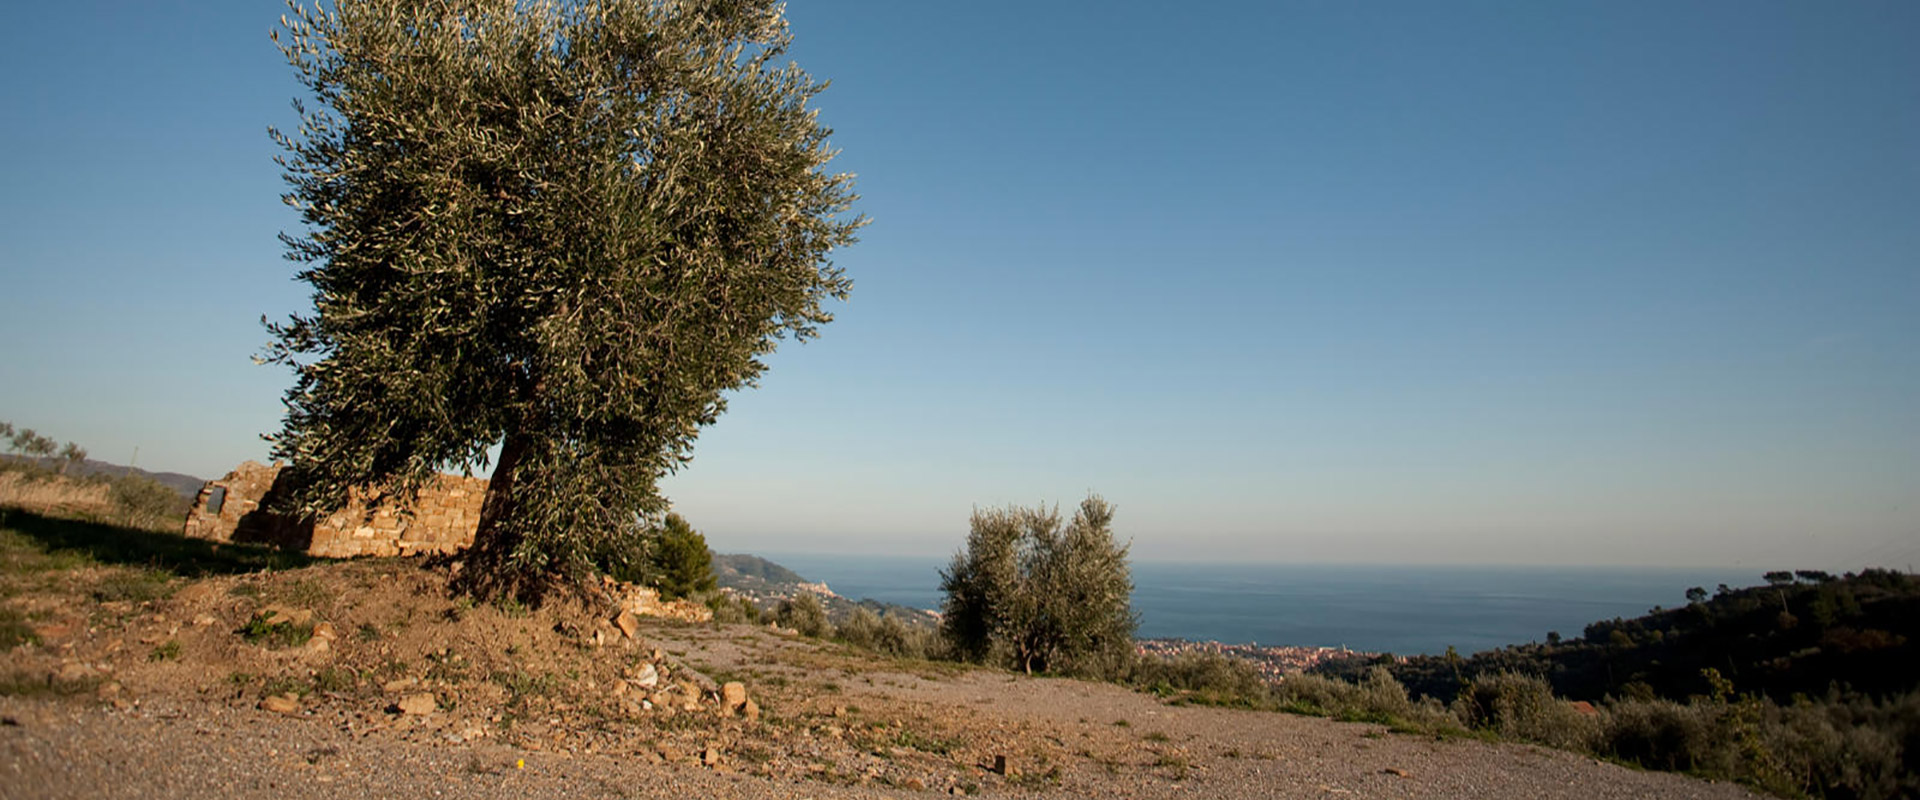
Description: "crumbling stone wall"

(183, 461), (487, 558)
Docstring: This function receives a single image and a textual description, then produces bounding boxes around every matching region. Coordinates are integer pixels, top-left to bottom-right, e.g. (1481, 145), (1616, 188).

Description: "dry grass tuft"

(0, 472), (113, 515)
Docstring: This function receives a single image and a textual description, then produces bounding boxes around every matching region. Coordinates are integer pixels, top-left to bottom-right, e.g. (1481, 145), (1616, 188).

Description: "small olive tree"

(265, 0), (861, 602)
(938, 495), (1137, 677)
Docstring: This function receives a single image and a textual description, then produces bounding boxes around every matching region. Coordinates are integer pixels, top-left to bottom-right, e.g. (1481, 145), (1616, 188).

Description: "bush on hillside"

(835, 607), (940, 660)
(1127, 650), (1271, 707)
(938, 494), (1136, 678)
(1453, 671), (1600, 750)
(706, 593), (761, 625)
(776, 592), (832, 638)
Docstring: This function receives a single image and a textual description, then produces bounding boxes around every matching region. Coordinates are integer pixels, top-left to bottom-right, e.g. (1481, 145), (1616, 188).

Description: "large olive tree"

(264, 0), (861, 602)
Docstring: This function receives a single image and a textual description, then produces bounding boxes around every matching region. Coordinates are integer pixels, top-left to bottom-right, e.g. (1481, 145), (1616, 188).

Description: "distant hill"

(713, 552), (811, 591)
(0, 455), (204, 499)
(1369, 568), (1920, 704)
(712, 551), (938, 628)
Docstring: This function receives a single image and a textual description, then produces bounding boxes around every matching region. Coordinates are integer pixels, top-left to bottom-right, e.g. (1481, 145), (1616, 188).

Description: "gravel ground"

(0, 555), (1761, 800)
(2, 629), (1761, 800)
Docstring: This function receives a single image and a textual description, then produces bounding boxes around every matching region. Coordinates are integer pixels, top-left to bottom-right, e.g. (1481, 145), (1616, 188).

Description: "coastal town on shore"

(1136, 638), (1387, 682)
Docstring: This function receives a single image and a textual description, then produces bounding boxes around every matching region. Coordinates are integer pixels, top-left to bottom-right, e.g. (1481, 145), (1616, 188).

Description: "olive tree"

(938, 495), (1137, 677)
(265, 0), (861, 602)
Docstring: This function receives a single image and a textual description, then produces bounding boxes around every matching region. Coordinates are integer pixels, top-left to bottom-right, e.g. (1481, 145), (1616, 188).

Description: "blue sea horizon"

(750, 552), (1759, 657)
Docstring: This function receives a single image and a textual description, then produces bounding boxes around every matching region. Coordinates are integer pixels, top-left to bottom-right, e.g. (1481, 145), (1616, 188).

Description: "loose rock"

(396, 693), (437, 715)
(721, 681), (747, 715)
(614, 610), (640, 639)
(630, 662), (659, 689)
(259, 694), (300, 715)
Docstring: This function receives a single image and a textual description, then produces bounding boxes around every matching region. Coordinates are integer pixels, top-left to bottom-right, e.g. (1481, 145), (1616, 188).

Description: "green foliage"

(1386, 570), (1920, 706)
(7, 427), (56, 460)
(239, 612), (314, 649)
(148, 640), (182, 662)
(264, 0), (863, 604)
(106, 473), (191, 531)
(775, 592), (831, 638)
(57, 443), (85, 475)
(705, 592), (761, 625)
(937, 494), (1137, 678)
(647, 514), (715, 600)
(1127, 650), (1270, 708)
(834, 607), (939, 660)
(1451, 672), (1599, 751)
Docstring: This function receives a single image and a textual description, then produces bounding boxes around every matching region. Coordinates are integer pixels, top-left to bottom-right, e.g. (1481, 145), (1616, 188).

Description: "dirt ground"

(0, 535), (1759, 799)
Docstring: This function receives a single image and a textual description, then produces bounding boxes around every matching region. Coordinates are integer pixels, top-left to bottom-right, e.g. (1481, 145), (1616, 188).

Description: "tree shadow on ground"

(0, 507), (313, 577)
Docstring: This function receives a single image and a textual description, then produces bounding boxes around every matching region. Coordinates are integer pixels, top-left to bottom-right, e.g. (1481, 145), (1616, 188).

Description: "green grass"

(1154, 753), (1192, 780)
(313, 667), (355, 693)
(239, 612), (313, 649)
(0, 606), (36, 649)
(92, 571), (174, 603)
(890, 727), (959, 755)
(148, 640), (182, 661)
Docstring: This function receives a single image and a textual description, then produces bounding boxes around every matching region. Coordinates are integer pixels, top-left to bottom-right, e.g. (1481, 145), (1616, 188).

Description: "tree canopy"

(264, 0), (861, 602)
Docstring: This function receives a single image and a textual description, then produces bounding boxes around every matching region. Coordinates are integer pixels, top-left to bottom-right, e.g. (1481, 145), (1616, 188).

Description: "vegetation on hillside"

(0, 422), (191, 531)
(1379, 569), (1919, 706)
(1218, 570), (1920, 800)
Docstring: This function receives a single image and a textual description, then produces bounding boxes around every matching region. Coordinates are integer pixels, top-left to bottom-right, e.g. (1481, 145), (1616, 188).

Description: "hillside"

(0, 511), (1755, 799)
(712, 552), (813, 591)
(1378, 570), (1920, 704)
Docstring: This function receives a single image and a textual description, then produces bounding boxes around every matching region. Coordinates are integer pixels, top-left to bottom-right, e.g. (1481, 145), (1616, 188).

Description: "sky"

(1, 1), (1915, 570)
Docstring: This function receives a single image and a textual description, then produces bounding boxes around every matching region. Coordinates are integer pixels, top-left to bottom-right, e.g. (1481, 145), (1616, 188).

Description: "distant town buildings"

(1135, 638), (1384, 683)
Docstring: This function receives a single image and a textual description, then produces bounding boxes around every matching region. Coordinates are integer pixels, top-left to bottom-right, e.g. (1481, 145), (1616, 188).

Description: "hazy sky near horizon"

(2, 1), (1915, 570)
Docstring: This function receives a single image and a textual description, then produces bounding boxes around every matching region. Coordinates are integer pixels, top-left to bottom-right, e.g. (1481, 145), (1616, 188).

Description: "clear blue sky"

(2, 1), (1915, 570)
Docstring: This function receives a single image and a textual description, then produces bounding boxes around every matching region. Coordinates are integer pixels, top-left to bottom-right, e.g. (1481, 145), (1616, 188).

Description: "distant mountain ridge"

(0, 455), (204, 499)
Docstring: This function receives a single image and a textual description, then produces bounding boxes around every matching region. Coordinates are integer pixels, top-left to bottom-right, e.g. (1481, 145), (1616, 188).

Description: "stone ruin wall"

(183, 461), (487, 558)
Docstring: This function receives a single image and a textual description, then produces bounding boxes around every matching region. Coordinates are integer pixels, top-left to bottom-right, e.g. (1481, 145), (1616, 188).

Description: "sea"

(753, 553), (1759, 657)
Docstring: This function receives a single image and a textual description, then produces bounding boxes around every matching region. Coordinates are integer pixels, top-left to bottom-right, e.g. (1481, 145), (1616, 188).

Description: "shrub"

(1265, 667), (1458, 732)
(836, 608), (939, 660)
(1453, 672), (1599, 751)
(1765, 688), (1919, 800)
(1599, 698), (1724, 773)
(776, 592), (832, 638)
(108, 474), (190, 530)
(1128, 651), (1271, 708)
(706, 593), (762, 625)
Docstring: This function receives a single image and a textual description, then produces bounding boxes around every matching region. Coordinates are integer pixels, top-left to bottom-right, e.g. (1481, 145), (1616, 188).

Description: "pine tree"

(648, 513), (715, 599)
